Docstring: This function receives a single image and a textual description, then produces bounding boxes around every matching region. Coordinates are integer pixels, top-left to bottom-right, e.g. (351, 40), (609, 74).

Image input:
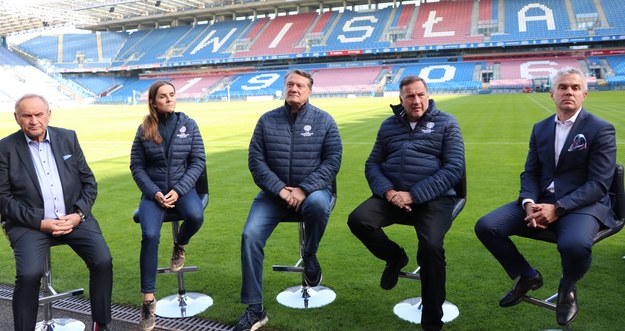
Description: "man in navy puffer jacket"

(348, 75), (464, 331)
(235, 69), (342, 331)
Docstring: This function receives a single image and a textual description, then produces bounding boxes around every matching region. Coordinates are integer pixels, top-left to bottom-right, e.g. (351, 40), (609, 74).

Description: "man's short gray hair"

(14, 94), (50, 113)
(551, 67), (587, 92)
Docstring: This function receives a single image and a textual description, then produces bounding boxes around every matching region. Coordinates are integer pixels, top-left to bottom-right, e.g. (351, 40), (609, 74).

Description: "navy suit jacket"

(518, 108), (617, 228)
(0, 126), (103, 242)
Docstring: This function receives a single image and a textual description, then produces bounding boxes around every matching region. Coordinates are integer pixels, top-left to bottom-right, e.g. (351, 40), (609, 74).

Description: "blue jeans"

(139, 189), (204, 293)
(240, 189), (333, 304)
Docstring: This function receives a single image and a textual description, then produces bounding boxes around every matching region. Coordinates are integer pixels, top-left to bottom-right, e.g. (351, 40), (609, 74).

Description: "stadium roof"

(0, 0), (382, 36)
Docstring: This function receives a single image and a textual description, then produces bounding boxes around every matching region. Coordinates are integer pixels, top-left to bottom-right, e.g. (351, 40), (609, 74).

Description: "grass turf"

(0, 91), (624, 330)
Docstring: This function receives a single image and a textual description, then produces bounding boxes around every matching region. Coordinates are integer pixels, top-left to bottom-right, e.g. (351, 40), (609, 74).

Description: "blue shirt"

(25, 131), (67, 219)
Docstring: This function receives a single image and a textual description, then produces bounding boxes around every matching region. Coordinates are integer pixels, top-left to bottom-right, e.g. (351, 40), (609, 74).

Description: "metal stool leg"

(155, 221), (213, 318)
(273, 222), (336, 309)
(393, 267), (459, 325)
(36, 247), (85, 331)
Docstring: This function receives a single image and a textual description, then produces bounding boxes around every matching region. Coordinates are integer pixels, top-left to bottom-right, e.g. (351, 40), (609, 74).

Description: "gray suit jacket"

(0, 126), (102, 242)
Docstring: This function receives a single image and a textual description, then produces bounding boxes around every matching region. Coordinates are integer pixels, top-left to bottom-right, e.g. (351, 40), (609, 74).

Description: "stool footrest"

(398, 271), (420, 281)
(39, 288), (84, 304)
(272, 265), (304, 273)
(157, 266), (198, 274)
(522, 295), (557, 311)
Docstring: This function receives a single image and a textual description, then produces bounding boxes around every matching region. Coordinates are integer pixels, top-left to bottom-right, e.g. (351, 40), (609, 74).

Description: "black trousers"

(348, 195), (455, 330)
(7, 223), (113, 331)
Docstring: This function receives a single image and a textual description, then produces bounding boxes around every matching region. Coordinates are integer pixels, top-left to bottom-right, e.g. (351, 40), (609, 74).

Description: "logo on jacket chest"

(300, 125), (314, 137)
(177, 126), (189, 138)
(421, 122), (435, 133)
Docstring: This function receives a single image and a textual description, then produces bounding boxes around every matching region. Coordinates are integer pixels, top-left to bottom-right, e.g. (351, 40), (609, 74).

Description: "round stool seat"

(156, 292), (213, 318)
(393, 297), (459, 325)
(35, 317), (85, 331)
(276, 285), (336, 309)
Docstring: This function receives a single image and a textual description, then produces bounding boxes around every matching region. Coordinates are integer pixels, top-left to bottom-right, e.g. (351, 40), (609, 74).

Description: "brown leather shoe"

(499, 270), (543, 307)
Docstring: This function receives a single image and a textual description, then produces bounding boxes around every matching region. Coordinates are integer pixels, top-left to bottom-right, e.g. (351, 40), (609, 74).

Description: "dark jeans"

(475, 201), (600, 291)
(240, 189), (333, 305)
(8, 224), (112, 331)
(348, 195), (455, 330)
(138, 189), (204, 293)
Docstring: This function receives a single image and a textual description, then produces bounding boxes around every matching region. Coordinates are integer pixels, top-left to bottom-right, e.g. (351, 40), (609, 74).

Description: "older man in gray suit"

(0, 94), (113, 331)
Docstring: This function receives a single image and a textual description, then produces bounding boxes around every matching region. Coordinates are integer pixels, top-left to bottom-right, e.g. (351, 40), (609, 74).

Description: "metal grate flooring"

(0, 284), (231, 331)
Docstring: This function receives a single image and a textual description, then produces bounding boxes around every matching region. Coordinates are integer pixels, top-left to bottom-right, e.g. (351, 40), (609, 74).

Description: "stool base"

(393, 297), (459, 324)
(36, 318), (85, 331)
(155, 292), (213, 318)
(276, 285), (336, 309)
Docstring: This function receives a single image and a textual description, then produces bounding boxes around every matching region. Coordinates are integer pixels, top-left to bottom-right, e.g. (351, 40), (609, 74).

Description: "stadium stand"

(2, 0), (625, 104)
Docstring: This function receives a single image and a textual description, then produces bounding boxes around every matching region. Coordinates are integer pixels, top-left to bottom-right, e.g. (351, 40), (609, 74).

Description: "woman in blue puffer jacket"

(130, 80), (206, 331)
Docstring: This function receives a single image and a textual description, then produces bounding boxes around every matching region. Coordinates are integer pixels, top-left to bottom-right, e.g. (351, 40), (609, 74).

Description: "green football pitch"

(1, 91), (624, 330)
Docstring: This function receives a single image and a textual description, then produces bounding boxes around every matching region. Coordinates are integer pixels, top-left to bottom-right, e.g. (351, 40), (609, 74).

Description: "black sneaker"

(233, 306), (268, 331)
(380, 249), (409, 290)
(303, 254), (322, 287)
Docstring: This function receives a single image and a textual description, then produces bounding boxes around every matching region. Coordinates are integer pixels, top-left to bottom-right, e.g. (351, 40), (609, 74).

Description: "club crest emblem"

(177, 126), (189, 138)
(301, 125), (314, 137)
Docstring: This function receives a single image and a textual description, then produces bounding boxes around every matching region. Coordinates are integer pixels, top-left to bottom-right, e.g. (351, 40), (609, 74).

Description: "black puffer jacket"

(365, 99), (464, 204)
(130, 112), (205, 200)
(248, 101), (342, 196)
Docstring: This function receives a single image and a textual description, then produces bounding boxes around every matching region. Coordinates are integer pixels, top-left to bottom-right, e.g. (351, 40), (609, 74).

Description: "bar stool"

(517, 163), (625, 330)
(394, 170), (467, 325)
(36, 242), (86, 331)
(132, 167), (212, 318)
(271, 183), (337, 309)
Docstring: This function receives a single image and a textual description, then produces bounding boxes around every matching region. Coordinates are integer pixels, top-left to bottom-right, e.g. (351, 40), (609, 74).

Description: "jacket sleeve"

(298, 114), (342, 194)
(130, 126), (160, 199)
(248, 115), (287, 196)
(0, 136), (45, 230)
(518, 123), (543, 203)
(365, 122), (396, 198)
(408, 117), (465, 204)
(67, 130), (98, 219)
(172, 119), (206, 196)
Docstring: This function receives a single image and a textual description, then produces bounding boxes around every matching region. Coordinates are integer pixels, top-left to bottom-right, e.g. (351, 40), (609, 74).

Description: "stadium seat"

(271, 181), (338, 309)
(132, 166), (212, 318)
(517, 163), (625, 329)
(393, 169), (467, 325)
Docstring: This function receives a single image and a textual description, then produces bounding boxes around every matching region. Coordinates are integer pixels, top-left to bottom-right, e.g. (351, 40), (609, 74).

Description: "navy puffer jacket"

(249, 101), (342, 196)
(365, 99), (465, 204)
(130, 112), (205, 200)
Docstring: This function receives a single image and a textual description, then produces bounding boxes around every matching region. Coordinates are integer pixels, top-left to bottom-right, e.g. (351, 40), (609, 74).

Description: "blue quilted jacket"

(130, 112), (205, 200)
(365, 99), (465, 204)
(248, 101), (342, 196)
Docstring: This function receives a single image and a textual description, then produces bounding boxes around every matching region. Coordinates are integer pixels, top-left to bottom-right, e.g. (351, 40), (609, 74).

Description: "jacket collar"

(390, 99), (437, 124)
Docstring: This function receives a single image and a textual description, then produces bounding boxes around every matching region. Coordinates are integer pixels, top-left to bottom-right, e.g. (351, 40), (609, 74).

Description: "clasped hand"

(40, 214), (81, 236)
(280, 186), (306, 211)
(385, 190), (413, 212)
(524, 203), (558, 229)
(154, 190), (179, 208)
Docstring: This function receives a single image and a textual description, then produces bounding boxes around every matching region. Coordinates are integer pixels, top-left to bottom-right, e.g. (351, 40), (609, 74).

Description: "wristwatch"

(76, 209), (86, 223)
(555, 203), (566, 217)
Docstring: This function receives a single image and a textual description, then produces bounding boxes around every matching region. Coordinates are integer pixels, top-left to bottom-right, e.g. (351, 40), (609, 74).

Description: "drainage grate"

(0, 284), (231, 331)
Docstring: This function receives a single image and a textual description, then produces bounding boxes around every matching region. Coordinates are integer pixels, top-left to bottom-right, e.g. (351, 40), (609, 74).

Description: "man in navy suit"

(0, 94), (113, 331)
(475, 67), (617, 326)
